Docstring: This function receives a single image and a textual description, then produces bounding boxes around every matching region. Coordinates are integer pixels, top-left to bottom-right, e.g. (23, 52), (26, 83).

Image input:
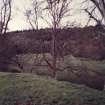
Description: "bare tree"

(0, 0), (12, 34)
(25, 0), (43, 30)
(44, 0), (72, 77)
(24, 0), (45, 73)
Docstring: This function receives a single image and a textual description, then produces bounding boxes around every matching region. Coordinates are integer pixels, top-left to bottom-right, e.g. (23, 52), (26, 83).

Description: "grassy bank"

(0, 72), (105, 105)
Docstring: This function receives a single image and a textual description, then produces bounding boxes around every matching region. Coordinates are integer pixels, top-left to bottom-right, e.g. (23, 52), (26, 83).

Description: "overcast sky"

(8, 0), (96, 31)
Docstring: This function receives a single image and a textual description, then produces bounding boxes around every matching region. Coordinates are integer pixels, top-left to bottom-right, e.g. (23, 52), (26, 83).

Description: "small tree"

(24, 0), (45, 73)
(0, 0), (12, 34)
(44, 0), (72, 77)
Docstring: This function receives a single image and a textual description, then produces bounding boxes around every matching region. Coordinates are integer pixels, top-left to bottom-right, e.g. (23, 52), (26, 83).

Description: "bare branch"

(0, 0), (12, 34)
(84, 8), (101, 24)
(25, 0), (43, 30)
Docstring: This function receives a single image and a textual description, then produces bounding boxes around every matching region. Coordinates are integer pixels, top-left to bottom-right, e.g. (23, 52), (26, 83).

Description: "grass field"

(0, 72), (105, 105)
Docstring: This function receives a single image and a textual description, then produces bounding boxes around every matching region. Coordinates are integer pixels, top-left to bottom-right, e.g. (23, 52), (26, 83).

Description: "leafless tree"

(25, 0), (44, 30)
(0, 0), (12, 34)
(24, 0), (45, 73)
(43, 0), (72, 77)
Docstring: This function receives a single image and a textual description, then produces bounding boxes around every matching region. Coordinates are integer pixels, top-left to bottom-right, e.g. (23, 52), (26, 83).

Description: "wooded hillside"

(3, 26), (105, 60)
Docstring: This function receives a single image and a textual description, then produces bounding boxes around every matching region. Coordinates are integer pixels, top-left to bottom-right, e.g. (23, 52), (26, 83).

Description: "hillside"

(0, 72), (105, 105)
(2, 26), (105, 59)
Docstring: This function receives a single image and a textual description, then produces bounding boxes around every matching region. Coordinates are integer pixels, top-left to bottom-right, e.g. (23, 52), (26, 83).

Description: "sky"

(8, 0), (96, 31)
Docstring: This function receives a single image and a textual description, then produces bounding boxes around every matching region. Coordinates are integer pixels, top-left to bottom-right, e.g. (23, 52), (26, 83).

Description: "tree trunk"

(51, 28), (57, 77)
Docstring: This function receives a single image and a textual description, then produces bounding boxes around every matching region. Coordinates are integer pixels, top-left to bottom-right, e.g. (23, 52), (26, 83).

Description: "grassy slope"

(0, 73), (105, 105)
(12, 54), (105, 74)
